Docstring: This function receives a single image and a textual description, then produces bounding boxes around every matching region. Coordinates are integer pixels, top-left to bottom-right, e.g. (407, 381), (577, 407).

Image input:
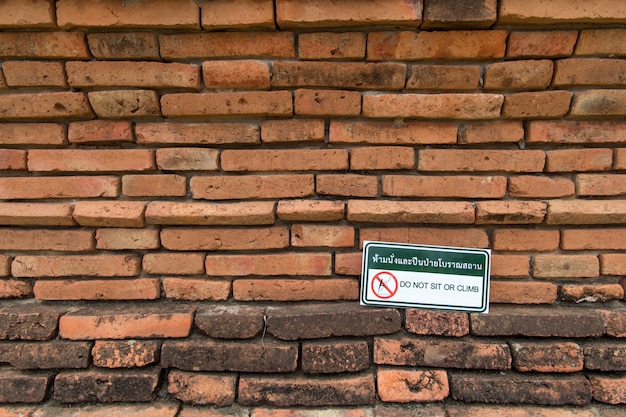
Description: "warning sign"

(360, 241), (491, 313)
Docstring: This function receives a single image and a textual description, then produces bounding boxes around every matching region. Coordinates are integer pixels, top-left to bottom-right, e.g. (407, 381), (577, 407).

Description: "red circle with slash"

(371, 271), (398, 299)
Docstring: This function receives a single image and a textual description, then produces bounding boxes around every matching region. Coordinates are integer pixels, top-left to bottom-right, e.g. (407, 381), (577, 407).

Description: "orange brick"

(562, 229), (626, 250)
(491, 254), (530, 277)
(12, 254), (140, 277)
(233, 278), (358, 301)
(191, 174), (314, 200)
(162, 91), (292, 118)
(546, 149), (613, 172)
(34, 279), (160, 301)
(507, 31), (578, 58)
(0, 92), (92, 120)
(159, 32), (294, 60)
(422, 0), (496, 28)
(2, 61), (66, 88)
(205, 253), (332, 276)
(201, 0), (274, 29)
(0, 176), (118, 200)
(350, 146), (414, 170)
(493, 229), (560, 251)
(484, 60), (553, 90)
(0, 279), (32, 299)
(490, 281), (558, 304)
(168, 371), (236, 406)
(405, 309), (469, 337)
(0, 32), (89, 59)
(59, 304), (194, 340)
(291, 225), (354, 247)
(203, 60), (270, 90)
(500, 0), (626, 23)
(96, 228), (160, 250)
(295, 89), (361, 116)
(546, 200), (626, 224)
(363, 93), (503, 119)
(136, 122), (259, 145)
(68, 120), (133, 144)
(554, 58), (626, 87)
(511, 342), (583, 372)
(616, 148), (626, 169)
(122, 174), (187, 197)
(92, 340), (160, 368)
(533, 255), (599, 279)
(161, 226), (289, 251)
(367, 30), (506, 60)
(601, 254), (626, 275)
(0, 69), (6, 89)
(528, 120), (626, 144)
(28, 149), (154, 172)
(299, 32), (366, 60)
(163, 278), (231, 301)
(360, 227), (490, 249)
(571, 89), (626, 117)
(145, 201), (275, 225)
(419, 149), (545, 172)
(88, 90), (160, 118)
(377, 369), (448, 402)
(222, 149), (348, 172)
(335, 252), (362, 276)
(0, 203), (75, 226)
(0, 229), (93, 252)
(347, 200), (475, 224)
(0, 0), (55, 28)
(0, 123), (65, 145)
(316, 174), (378, 197)
(406, 64), (480, 91)
(261, 119), (325, 143)
(155, 148), (218, 171)
(502, 91), (573, 118)
(382, 175), (506, 198)
(0, 255), (10, 276)
(142, 253), (205, 275)
(57, 0), (200, 29)
(0, 149), (26, 170)
(87, 32), (160, 60)
(560, 284), (624, 303)
(459, 121), (524, 144)
(589, 375), (626, 404)
(73, 201), (146, 228)
(276, 0), (421, 28)
(276, 199), (345, 221)
(475, 201), (546, 224)
(576, 29), (626, 56)
(331, 121), (457, 145)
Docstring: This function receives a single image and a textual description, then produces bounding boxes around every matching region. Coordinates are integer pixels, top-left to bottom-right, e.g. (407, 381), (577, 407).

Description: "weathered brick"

(332, 252), (360, 276)
(503, 91), (573, 118)
(376, 404), (446, 417)
(485, 60), (553, 90)
(491, 255), (530, 277)
(162, 226), (289, 251)
(614, 149), (626, 169)
(554, 59), (626, 87)
(92, 340), (160, 368)
(493, 229), (560, 252)
(0, 32), (89, 59)
(546, 149), (612, 173)
(511, 342), (583, 373)
(367, 31), (507, 60)
(546, 200), (626, 224)
(577, 174), (626, 197)
(0, 255), (10, 276)
(0, 68), (6, 89)
(0, 370), (52, 403)
(377, 369), (449, 403)
(162, 337), (297, 373)
(405, 310), (469, 337)
(222, 149), (348, 171)
(238, 374), (375, 406)
(143, 253), (205, 275)
(276, 200), (344, 222)
(156, 148), (218, 171)
(407, 64), (480, 91)
(0, 0), (55, 28)
(508, 176), (575, 198)
(145, 201), (275, 225)
(0, 305), (60, 340)
(419, 149), (544, 172)
(50, 403), (179, 417)
(584, 343), (626, 371)
(266, 304), (400, 340)
(330, 120), (457, 145)
(0, 204), (74, 226)
(507, 31), (578, 58)
(490, 281), (558, 304)
(168, 371), (236, 406)
(590, 375), (626, 404)
(2, 61), (67, 88)
(73, 201), (146, 228)
(562, 229), (626, 250)
(528, 120), (626, 144)
(203, 60), (270, 90)
(348, 200), (475, 224)
(12, 254), (140, 278)
(234, 278), (358, 302)
(316, 174), (378, 197)
(383, 175), (506, 198)
(136, 122), (259, 145)
(28, 149), (154, 172)
(0, 149), (26, 170)
(191, 175), (314, 200)
(0, 92), (93, 120)
(291, 224), (354, 247)
(34, 279), (160, 301)
(162, 91), (292, 118)
(87, 32), (160, 60)
(96, 228), (159, 250)
(499, 0), (626, 24)
(302, 340), (369, 374)
(446, 405), (596, 417)
(68, 120), (133, 144)
(180, 406), (249, 417)
(201, 0), (274, 29)
(576, 29), (626, 56)
(423, 0), (496, 28)
(475, 201), (547, 224)
(299, 32), (366, 60)
(571, 89), (626, 117)
(60, 304), (194, 340)
(0, 341), (90, 369)
(363, 93), (503, 119)
(122, 174), (186, 197)
(206, 253), (332, 277)
(533, 255), (599, 279)
(295, 89), (361, 116)
(559, 284), (624, 303)
(163, 278), (231, 302)
(601, 254), (626, 276)
(351, 146), (415, 170)
(600, 309), (626, 337)
(0, 280), (32, 299)
(261, 119), (325, 143)
(88, 90), (160, 118)
(195, 305), (265, 339)
(0, 123), (65, 145)
(0, 229), (93, 252)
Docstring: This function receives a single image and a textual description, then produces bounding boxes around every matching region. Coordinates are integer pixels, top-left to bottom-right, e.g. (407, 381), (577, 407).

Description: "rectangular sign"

(360, 241), (491, 313)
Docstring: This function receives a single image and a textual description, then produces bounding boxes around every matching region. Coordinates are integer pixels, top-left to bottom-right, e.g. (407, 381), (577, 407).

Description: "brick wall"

(0, 0), (625, 415)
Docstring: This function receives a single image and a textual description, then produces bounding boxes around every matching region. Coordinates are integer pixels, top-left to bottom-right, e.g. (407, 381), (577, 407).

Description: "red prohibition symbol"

(371, 271), (398, 299)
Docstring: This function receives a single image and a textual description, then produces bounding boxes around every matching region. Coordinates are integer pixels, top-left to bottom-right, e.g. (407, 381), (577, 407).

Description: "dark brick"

(302, 340), (370, 374)
(584, 343), (626, 371)
(161, 337), (297, 373)
(0, 370), (52, 403)
(0, 341), (91, 369)
(601, 309), (626, 337)
(511, 342), (583, 373)
(0, 305), (60, 340)
(422, 0), (497, 28)
(87, 33), (160, 60)
(471, 306), (605, 337)
(589, 375), (626, 405)
(266, 303), (400, 340)
(53, 368), (160, 403)
(238, 373), (375, 407)
(195, 305), (265, 339)
(92, 340), (160, 368)
(450, 373), (592, 405)
(405, 309), (469, 337)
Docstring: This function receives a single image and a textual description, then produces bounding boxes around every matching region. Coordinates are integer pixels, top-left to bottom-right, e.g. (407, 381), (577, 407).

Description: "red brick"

(601, 254), (626, 275)
(168, 371), (236, 406)
(363, 93), (503, 119)
(145, 201), (275, 225)
(367, 30), (507, 60)
(615, 148), (626, 169)
(509, 32), (578, 61)
(68, 120), (133, 144)
(160, 32), (294, 60)
(361, 227), (490, 249)
(276, 199), (345, 221)
(546, 149), (612, 172)
(163, 278), (231, 301)
(233, 278), (358, 301)
(335, 252), (362, 276)
(28, 149), (154, 172)
(222, 149), (348, 172)
(576, 29), (626, 56)
(316, 174), (378, 197)
(92, 340), (159, 368)
(12, 254), (140, 278)
(88, 90), (160, 118)
(405, 309), (469, 336)
(0, 149), (26, 170)
(559, 284), (624, 303)
(476, 201), (546, 224)
(276, 0), (421, 28)
(0, 255), (9, 276)
(0, 69), (6, 89)
(419, 149), (545, 172)
(60, 304), (194, 340)
(122, 174), (186, 197)
(491, 255), (530, 277)
(500, 0), (626, 23)
(562, 228), (626, 250)
(490, 281), (557, 304)
(0, 32), (89, 59)
(137, 122), (259, 145)
(57, 0), (200, 29)
(407, 64), (480, 91)
(571, 89), (626, 117)
(377, 369), (448, 403)
(195, 305), (265, 339)
(503, 91), (573, 118)
(446, 406), (596, 417)
(460, 121), (524, 144)
(261, 119), (324, 143)
(330, 120), (457, 145)
(73, 201), (146, 228)
(162, 91), (292, 118)
(585, 343), (626, 370)
(291, 225), (354, 247)
(203, 60), (270, 90)
(156, 148), (218, 171)
(590, 376), (626, 404)
(0, 229), (93, 252)
(87, 32), (160, 60)
(0, 123), (65, 146)
(554, 58), (626, 87)
(546, 200), (626, 224)
(509, 176), (575, 198)
(142, 253), (205, 275)
(601, 309), (626, 336)
(0, 203), (75, 226)
(0, 92), (93, 120)
(181, 408), (254, 417)
(201, 0), (274, 29)
(299, 32), (366, 60)
(0, 305), (60, 340)
(2, 61), (66, 88)
(512, 342), (583, 372)
(0, 0), (54, 28)
(161, 226), (288, 251)
(64, 404), (179, 417)
(528, 120), (626, 144)
(206, 253), (331, 277)
(0, 370), (52, 403)
(422, 0), (496, 28)
(348, 200), (475, 224)
(34, 278), (160, 301)
(351, 146), (415, 170)
(383, 175), (506, 198)
(96, 228), (159, 250)
(0, 341), (91, 370)
(0, 280), (32, 299)
(493, 229), (559, 251)
(376, 405), (446, 417)
(485, 60), (553, 90)
(191, 174), (314, 199)
(302, 340), (369, 374)
(533, 255), (599, 279)
(295, 89), (361, 116)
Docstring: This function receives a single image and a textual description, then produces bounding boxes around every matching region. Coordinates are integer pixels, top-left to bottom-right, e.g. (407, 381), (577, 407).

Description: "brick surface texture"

(0, 1), (624, 415)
